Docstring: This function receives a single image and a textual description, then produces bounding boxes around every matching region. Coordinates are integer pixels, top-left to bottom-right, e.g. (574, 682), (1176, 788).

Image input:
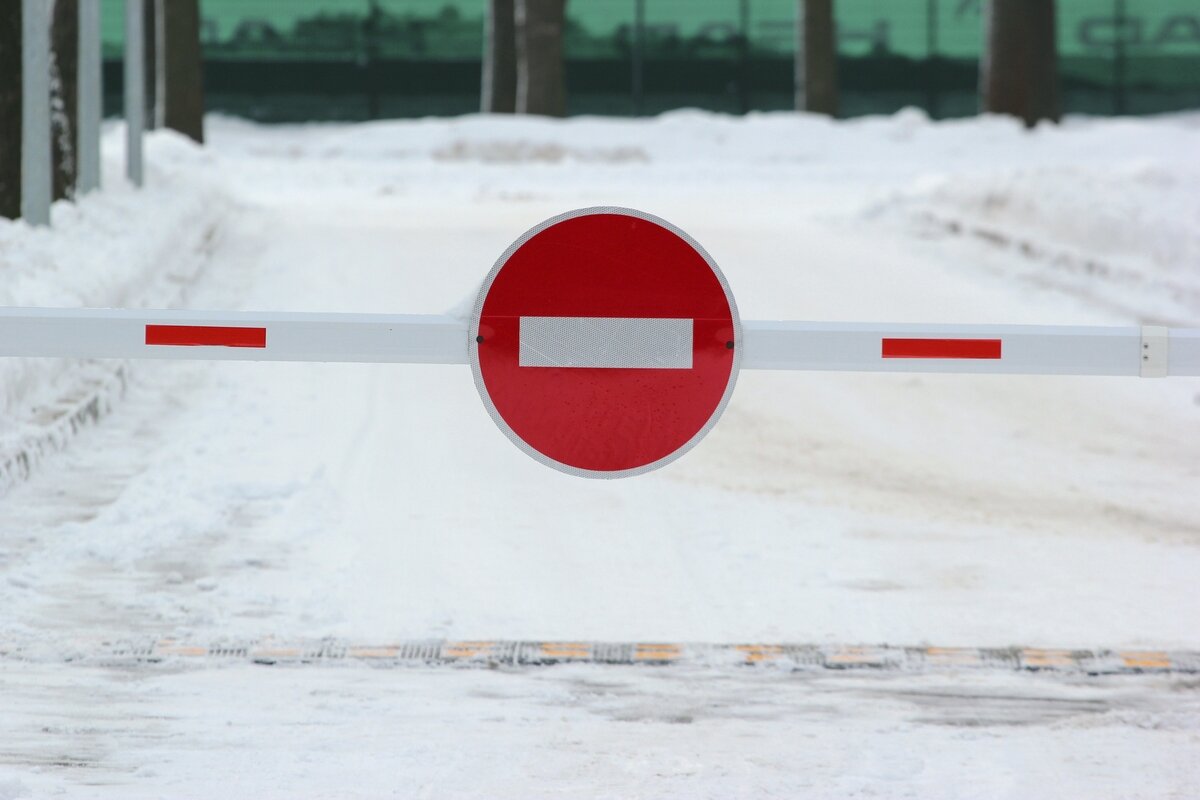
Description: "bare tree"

(801, 0), (837, 116)
(163, 0), (204, 142)
(0, 0), (79, 209)
(51, 0), (78, 201)
(515, 0), (566, 117)
(0, 0), (21, 219)
(981, 0), (1060, 126)
(482, 0), (516, 113)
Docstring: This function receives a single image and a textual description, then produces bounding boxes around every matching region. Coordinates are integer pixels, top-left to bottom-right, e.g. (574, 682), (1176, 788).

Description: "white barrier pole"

(0, 308), (1195, 377)
(124, 0), (145, 186)
(0, 308), (469, 365)
(78, 0), (103, 194)
(20, 0), (52, 226)
(740, 321), (1193, 377)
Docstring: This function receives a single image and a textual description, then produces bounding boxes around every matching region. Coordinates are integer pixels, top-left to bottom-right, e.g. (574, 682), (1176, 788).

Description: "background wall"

(97, 0), (1200, 121)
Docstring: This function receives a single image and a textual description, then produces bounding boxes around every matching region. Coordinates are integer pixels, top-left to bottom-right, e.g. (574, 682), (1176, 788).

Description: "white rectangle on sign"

(519, 317), (693, 369)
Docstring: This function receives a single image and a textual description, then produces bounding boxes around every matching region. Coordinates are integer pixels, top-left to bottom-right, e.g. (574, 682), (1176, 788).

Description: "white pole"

(124, 0), (144, 186)
(739, 320), (1194, 377)
(794, 0), (807, 111)
(0, 308), (1195, 378)
(78, 0), (103, 194)
(20, 0), (52, 226)
(0, 308), (470, 364)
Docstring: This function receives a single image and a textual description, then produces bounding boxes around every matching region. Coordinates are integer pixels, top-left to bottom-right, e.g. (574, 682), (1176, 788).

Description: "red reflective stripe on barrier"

(882, 338), (1002, 360)
(145, 325), (267, 348)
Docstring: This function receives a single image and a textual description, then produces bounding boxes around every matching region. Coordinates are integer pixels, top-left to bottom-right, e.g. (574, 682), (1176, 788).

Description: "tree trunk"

(0, 0), (21, 219)
(143, 0), (157, 128)
(803, 0), (838, 116)
(482, 0), (516, 113)
(515, 0), (565, 117)
(163, 0), (204, 142)
(981, 0), (1060, 126)
(51, 0), (78, 202)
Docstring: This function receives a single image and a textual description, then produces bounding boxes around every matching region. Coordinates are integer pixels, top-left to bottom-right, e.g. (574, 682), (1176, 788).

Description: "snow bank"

(890, 160), (1200, 326)
(0, 776), (29, 800)
(205, 110), (1200, 330)
(0, 129), (231, 489)
(207, 108), (1200, 173)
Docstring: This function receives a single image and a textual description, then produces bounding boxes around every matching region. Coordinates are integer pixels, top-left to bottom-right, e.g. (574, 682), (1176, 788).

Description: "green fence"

(100, 0), (1200, 121)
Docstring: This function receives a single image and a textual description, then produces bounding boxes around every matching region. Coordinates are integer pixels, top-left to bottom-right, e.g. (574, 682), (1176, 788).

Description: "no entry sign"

(469, 208), (742, 478)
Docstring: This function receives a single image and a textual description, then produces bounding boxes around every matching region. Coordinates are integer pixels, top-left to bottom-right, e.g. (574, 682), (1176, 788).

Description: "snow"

(0, 131), (228, 488)
(1, 661), (1198, 799)
(0, 109), (1198, 796)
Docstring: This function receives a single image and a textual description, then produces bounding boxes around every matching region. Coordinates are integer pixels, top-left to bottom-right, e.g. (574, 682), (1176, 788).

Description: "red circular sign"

(470, 208), (741, 478)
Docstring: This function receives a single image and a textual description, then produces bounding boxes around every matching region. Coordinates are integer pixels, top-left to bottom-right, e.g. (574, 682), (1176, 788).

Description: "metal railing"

(89, 0), (1200, 121)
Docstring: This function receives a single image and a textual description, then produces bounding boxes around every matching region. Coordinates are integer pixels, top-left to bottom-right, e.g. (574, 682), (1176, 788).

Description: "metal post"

(20, 0), (52, 226)
(153, 0), (165, 129)
(737, 0), (750, 114)
(631, 0), (645, 116)
(364, 0), (382, 120)
(78, 0), (103, 194)
(926, 0), (939, 119)
(125, 0), (145, 186)
(1113, 0), (1127, 115)
(794, 0), (806, 111)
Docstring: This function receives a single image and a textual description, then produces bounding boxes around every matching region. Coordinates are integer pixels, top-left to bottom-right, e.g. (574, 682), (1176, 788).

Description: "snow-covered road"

(0, 111), (1197, 797)
(2, 661), (1198, 799)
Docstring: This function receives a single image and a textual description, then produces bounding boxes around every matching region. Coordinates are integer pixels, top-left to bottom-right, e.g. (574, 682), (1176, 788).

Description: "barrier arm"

(740, 321), (1198, 377)
(0, 308), (1196, 377)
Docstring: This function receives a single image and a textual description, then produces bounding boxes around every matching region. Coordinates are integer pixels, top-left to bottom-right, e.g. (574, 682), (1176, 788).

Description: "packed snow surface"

(0, 109), (1197, 797)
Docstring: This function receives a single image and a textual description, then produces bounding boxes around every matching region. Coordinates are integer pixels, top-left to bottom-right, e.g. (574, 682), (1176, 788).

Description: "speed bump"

(6, 639), (1193, 674)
